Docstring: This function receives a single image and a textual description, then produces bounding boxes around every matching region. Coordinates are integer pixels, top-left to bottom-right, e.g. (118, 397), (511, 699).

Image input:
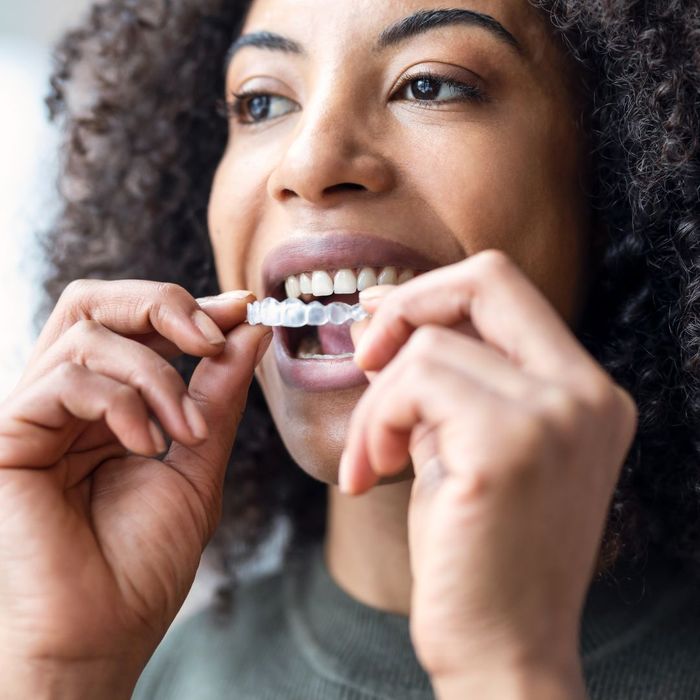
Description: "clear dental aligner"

(247, 297), (370, 327)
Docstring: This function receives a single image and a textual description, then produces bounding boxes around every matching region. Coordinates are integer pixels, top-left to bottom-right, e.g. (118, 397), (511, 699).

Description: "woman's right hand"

(0, 280), (272, 698)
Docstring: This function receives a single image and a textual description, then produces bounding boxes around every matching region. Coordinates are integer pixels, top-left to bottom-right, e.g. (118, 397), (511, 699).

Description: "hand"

(343, 250), (637, 697)
(0, 280), (271, 697)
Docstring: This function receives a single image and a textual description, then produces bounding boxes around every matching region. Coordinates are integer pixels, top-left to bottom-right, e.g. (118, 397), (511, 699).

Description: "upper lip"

(260, 231), (444, 298)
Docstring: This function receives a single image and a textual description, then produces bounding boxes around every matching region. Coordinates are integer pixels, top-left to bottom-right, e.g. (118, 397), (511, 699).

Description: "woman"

(1, 0), (698, 697)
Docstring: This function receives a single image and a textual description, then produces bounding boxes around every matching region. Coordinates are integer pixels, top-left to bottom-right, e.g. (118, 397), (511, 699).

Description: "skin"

(210, 0), (591, 623)
(0, 0), (638, 698)
(211, 0), (591, 487)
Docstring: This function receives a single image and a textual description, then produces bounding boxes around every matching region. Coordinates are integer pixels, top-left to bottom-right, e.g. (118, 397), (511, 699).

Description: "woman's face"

(208, 0), (591, 484)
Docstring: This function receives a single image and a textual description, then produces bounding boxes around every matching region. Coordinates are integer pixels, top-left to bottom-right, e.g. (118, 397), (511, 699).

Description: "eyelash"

(223, 69), (486, 126)
(393, 68), (486, 105)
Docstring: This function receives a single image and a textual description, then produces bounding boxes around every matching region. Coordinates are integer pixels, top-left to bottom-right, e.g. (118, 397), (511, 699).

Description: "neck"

(324, 479), (413, 616)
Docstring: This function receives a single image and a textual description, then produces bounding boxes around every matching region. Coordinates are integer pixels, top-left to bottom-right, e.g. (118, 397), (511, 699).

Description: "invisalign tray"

(247, 297), (370, 327)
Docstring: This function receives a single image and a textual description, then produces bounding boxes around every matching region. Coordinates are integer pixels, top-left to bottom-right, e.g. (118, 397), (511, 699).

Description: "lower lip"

(272, 328), (368, 392)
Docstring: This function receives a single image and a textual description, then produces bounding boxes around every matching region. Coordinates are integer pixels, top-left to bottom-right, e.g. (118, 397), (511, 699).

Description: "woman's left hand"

(343, 249), (638, 699)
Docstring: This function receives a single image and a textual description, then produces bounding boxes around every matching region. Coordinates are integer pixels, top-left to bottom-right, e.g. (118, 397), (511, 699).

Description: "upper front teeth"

(284, 266), (415, 299)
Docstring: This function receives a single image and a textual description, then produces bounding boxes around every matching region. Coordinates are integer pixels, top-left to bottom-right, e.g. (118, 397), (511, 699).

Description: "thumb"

(164, 322), (272, 512)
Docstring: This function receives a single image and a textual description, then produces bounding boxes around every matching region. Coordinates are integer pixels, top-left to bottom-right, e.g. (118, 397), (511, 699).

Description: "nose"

(267, 91), (395, 205)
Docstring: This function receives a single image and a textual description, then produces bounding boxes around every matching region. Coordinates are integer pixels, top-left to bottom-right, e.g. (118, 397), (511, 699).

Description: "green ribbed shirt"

(132, 542), (700, 699)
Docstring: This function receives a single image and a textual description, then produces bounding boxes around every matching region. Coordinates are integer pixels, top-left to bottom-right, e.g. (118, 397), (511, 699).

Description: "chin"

(260, 373), (365, 485)
(255, 349), (415, 489)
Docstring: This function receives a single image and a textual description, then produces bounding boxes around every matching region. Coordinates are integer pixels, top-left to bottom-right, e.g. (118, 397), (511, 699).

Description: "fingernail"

(217, 289), (255, 300)
(148, 421), (167, 454)
(353, 333), (371, 365)
(338, 451), (353, 494)
(197, 290), (256, 306)
(192, 310), (226, 345)
(359, 286), (391, 302)
(182, 394), (208, 440)
(255, 331), (273, 364)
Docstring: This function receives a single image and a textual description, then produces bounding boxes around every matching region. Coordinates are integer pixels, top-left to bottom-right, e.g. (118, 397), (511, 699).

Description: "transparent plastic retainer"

(247, 297), (370, 327)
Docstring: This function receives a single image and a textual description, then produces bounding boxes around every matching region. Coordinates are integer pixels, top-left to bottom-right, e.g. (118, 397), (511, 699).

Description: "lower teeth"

(296, 336), (353, 360)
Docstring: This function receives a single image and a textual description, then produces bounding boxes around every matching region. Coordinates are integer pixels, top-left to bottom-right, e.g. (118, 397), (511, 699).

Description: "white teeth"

(297, 336), (353, 360)
(356, 267), (378, 291)
(285, 275), (301, 299)
(377, 266), (397, 285)
(333, 269), (357, 294)
(279, 267), (416, 300)
(299, 272), (313, 294)
(311, 270), (334, 296)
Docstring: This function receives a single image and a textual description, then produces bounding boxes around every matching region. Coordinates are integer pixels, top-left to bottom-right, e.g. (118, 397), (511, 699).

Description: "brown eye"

(411, 77), (441, 100)
(394, 72), (485, 104)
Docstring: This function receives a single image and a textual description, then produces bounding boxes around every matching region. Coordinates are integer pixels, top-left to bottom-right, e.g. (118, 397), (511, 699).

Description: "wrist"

(430, 658), (587, 700)
(2, 656), (140, 700)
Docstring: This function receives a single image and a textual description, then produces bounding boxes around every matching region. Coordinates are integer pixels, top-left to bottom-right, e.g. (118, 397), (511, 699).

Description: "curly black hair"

(41, 0), (700, 597)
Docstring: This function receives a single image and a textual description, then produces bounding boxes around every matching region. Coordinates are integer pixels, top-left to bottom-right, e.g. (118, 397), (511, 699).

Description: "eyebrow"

(377, 8), (522, 54)
(225, 31), (304, 69)
(225, 8), (523, 72)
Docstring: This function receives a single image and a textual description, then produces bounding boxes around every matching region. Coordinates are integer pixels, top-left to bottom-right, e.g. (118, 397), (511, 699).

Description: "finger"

(342, 325), (535, 493)
(349, 318), (380, 382)
(341, 354), (502, 495)
(23, 320), (205, 446)
(164, 323), (272, 535)
(0, 362), (165, 469)
(121, 290), (257, 360)
(30, 280), (255, 365)
(354, 321), (540, 401)
(354, 249), (593, 384)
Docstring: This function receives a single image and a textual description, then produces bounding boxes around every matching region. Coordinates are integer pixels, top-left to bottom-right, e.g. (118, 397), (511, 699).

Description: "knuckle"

(155, 282), (188, 304)
(151, 282), (192, 325)
(61, 278), (94, 302)
(453, 461), (496, 502)
(472, 248), (514, 276)
(110, 383), (139, 409)
(54, 360), (84, 383)
(619, 384), (638, 420)
(154, 360), (184, 386)
(70, 318), (104, 338)
(612, 383), (639, 436)
(535, 383), (584, 434)
(54, 280), (97, 325)
(64, 320), (105, 363)
(406, 325), (445, 360)
(187, 386), (209, 405)
(584, 374), (618, 410)
(127, 352), (180, 391)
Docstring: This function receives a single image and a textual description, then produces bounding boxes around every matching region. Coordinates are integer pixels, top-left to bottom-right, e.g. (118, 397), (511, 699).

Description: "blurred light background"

(0, 0), (91, 398)
(0, 0), (260, 622)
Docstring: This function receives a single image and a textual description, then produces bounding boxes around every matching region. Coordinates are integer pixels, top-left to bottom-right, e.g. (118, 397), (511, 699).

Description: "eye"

(392, 70), (486, 105)
(226, 90), (299, 125)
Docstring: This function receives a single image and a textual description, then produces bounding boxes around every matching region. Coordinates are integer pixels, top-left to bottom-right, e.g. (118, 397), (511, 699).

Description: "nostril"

(324, 182), (366, 194)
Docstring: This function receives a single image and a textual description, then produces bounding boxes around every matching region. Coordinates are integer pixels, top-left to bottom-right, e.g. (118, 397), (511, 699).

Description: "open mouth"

(279, 292), (359, 359)
(258, 233), (444, 389)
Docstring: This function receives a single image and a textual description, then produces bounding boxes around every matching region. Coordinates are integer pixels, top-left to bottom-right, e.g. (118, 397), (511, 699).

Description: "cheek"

(207, 146), (268, 290)
(404, 115), (588, 324)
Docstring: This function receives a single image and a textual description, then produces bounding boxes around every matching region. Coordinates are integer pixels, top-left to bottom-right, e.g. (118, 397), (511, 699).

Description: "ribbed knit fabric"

(132, 542), (700, 699)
